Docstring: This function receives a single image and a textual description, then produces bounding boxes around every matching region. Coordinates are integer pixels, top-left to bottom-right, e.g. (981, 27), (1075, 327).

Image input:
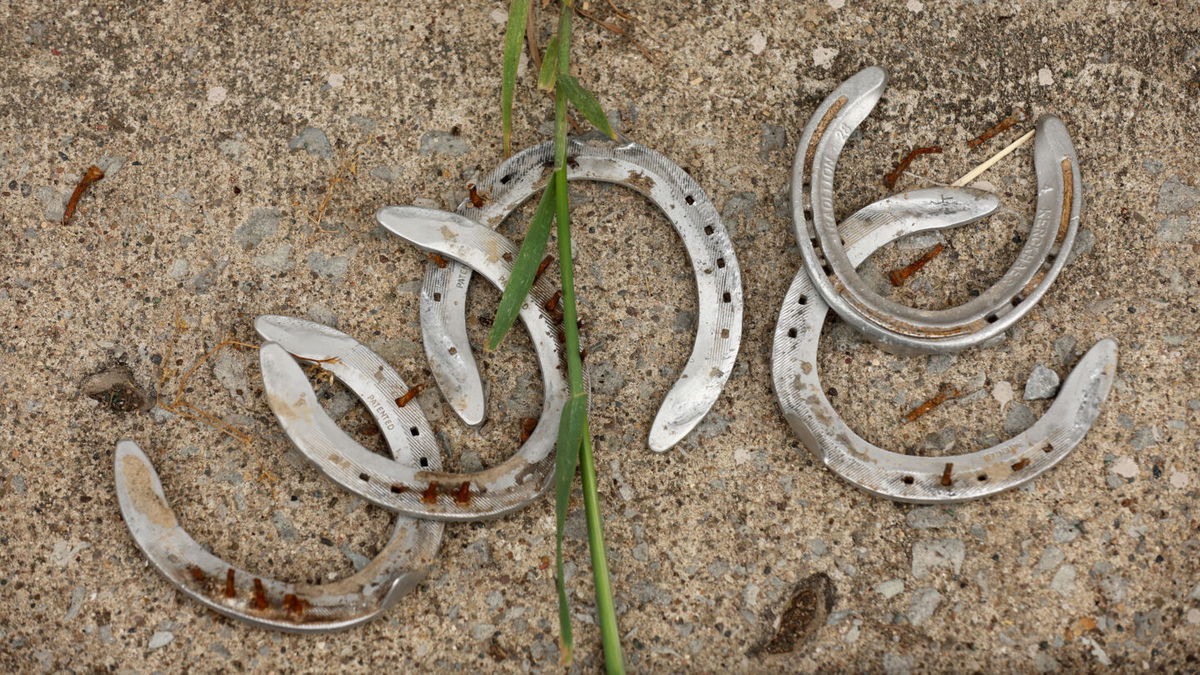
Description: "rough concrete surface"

(1, 0), (1198, 671)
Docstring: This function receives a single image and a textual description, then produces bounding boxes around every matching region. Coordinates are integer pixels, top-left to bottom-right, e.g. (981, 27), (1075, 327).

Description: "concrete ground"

(1, 0), (1197, 671)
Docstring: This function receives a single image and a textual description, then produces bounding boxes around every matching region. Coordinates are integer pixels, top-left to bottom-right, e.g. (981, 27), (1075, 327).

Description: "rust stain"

(187, 566), (207, 583)
(533, 255), (553, 284)
(453, 481), (472, 506)
(467, 183), (487, 209)
(120, 455), (178, 529)
(250, 578), (269, 610)
(1057, 158), (1074, 245)
(1011, 457), (1031, 472)
(224, 568), (236, 599)
(421, 482), (440, 505)
(427, 253), (449, 269)
(519, 417), (538, 443)
(804, 97), (846, 175)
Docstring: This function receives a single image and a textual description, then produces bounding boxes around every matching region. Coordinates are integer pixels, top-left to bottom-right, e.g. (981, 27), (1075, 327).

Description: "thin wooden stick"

(952, 128), (1035, 187)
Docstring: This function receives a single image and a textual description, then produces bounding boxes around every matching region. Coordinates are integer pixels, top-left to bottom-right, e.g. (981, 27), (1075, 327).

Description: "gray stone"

(906, 507), (952, 529)
(1070, 228), (1099, 265)
(1003, 403), (1037, 435)
(1130, 426), (1158, 450)
(168, 259), (190, 280)
(1024, 364), (1060, 400)
(1034, 651), (1060, 673)
(672, 310), (696, 332)
(808, 538), (828, 556)
(907, 588), (942, 625)
(307, 250), (353, 280)
(1100, 575), (1128, 603)
(925, 353), (955, 375)
(148, 631), (174, 649)
(253, 243), (293, 272)
(233, 208), (281, 249)
(96, 155), (126, 177)
(874, 579), (904, 599)
(720, 192), (757, 226)
(470, 623), (496, 640)
(341, 547), (370, 571)
(369, 166), (395, 182)
(1034, 546), (1064, 574)
(37, 186), (67, 221)
(760, 124), (787, 159)
(1051, 514), (1080, 543)
(306, 303), (338, 328)
(486, 591), (504, 609)
(64, 586), (86, 621)
(883, 652), (914, 675)
(911, 538), (965, 579)
(1134, 609), (1162, 640)
(212, 347), (251, 406)
(1156, 217), (1194, 243)
(1053, 336), (1077, 366)
(1050, 564), (1076, 596)
(349, 115), (377, 133)
(419, 130), (469, 156)
(1155, 176), (1200, 214)
(271, 511), (297, 542)
(288, 127), (333, 159)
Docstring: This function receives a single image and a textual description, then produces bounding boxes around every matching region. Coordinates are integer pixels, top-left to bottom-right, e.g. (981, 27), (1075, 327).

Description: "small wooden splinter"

(888, 243), (945, 286)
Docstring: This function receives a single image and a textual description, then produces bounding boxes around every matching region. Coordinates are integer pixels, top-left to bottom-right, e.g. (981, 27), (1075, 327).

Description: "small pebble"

(148, 631), (174, 649)
(419, 130), (470, 156)
(907, 588), (942, 625)
(1024, 364), (1060, 400)
(874, 579), (904, 599)
(1111, 456), (1138, 479)
(288, 127), (334, 159)
(1003, 404), (1036, 435)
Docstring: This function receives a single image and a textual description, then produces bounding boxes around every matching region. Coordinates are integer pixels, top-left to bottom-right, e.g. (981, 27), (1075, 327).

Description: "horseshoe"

(258, 216), (570, 521)
(772, 195), (1118, 503)
(792, 66), (1083, 355)
(113, 338), (444, 632)
(415, 133), (743, 452)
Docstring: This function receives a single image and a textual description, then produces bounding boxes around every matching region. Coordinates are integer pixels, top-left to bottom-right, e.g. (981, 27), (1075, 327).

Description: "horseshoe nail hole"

(358, 473), (370, 482)
(804, 209), (813, 222)
(433, 292), (442, 302)
(390, 484), (405, 494)
(902, 475), (915, 485)
(986, 313), (999, 324)
(418, 456), (429, 467)
(721, 328), (730, 339)
(1043, 443), (1054, 453)
(798, 295), (808, 305)
(787, 327), (798, 339)
(410, 427), (421, 437)
(448, 347), (458, 355)
(685, 195), (695, 205)
(821, 262), (833, 276)
(704, 225), (715, 236)
(499, 173), (513, 184)
(722, 291), (732, 303)
(1010, 296), (1021, 307)
(716, 257), (726, 269)
(977, 474), (988, 482)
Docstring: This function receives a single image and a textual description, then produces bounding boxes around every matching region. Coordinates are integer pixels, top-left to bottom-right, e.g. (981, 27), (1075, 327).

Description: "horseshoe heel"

(414, 133), (743, 452)
(263, 216), (568, 521)
(793, 66), (1083, 354)
(772, 198), (1117, 503)
(114, 346), (444, 632)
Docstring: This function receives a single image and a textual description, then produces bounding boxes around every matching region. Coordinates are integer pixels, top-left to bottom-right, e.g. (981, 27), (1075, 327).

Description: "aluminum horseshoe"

(793, 66), (1083, 355)
(113, 340), (444, 633)
(260, 216), (570, 521)
(772, 196), (1118, 503)
(414, 133), (743, 452)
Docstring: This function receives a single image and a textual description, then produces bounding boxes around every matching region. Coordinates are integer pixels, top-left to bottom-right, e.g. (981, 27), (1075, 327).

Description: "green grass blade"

(578, 419), (625, 673)
(557, 74), (617, 140)
(553, 391), (587, 665)
(501, 0), (531, 156)
(486, 183), (557, 350)
(537, 35), (560, 91)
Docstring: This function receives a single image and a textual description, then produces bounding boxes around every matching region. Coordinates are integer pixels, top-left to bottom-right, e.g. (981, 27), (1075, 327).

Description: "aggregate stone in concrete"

(3, 1), (1198, 672)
